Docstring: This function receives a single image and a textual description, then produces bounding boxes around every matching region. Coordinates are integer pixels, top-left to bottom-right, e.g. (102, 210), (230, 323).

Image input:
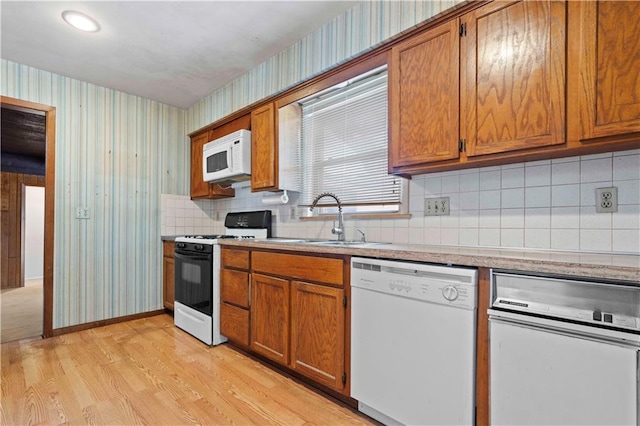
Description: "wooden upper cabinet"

(190, 132), (235, 199)
(461, 0), (566, 157)
(568, 0), (640, 143)
(389, 19), (461, 170)
(251, 103), (278, 191)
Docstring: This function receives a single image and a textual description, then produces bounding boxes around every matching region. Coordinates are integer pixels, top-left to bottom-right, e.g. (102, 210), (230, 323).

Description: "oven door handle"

(174, 252), (211, 262)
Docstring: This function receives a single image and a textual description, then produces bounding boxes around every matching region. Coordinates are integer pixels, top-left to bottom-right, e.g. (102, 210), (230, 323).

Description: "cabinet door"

(568, 1), (640, 142)
(290, 281), (345, 391)
(163, 256), (175, 311)
(250, 273), (290, 365)
(461, 0), (566, 157)
(190, 133), (212, 199)
(251, 103), (277, 191)
(389, 19), (461, 169)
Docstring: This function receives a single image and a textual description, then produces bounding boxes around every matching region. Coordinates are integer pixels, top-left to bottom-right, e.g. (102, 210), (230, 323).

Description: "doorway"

(0, 96), (55, 340)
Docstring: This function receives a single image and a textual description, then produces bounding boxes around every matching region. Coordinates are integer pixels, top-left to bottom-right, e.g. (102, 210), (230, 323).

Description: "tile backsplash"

(162, 149), (640, 254)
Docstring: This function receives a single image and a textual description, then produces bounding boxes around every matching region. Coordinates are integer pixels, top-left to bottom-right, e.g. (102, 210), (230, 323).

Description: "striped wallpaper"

(1, 0), (462, 329)
(186, 0), (463, 132)
(1, 60), (187, 328)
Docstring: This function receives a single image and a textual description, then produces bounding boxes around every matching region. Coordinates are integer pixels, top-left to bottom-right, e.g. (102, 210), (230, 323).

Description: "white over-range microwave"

(202, 129), (251, 184)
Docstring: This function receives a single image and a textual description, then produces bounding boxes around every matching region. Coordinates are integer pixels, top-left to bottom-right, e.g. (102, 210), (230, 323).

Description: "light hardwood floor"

(1, 314), (374, 425)
(1, 279), (43, 343)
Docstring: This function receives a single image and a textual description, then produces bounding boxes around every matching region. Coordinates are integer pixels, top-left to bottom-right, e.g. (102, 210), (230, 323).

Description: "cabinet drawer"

(221, 269), (249, 308)
(163, 241), (174, 258)
(220, 303), (249, 346)
(252, 251), (343, 287)
(221, 248), (250, 270)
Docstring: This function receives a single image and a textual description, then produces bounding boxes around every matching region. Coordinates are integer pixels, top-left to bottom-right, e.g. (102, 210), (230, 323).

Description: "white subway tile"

(580, 206), (612, 229)
(551, 206), (580, 229)
(614, 149), (640, 156)
(479, 190), (501, 210)
(442, 175), (460, 193)
(502, 167), (525, 189)
(460, 210), (479, 228)
(551, 161), (580, 185)
(479, 209), (501, 228)
(613, 154), (640, 181)
(525, 164), (551, 187)
(501, 229), (524, 248)
(552, 184), (580, 207)
(393, 228), (410, 244)
(525, 228), (550, 249)
(441, 210), (460, 228)
(501, 208), (525, 228)
(460, 171), (480, 192)
(502, 188), (525, 208)
(479, 228), (501, 246)
(459, 191), (480, 210)
(440, 228), (459, 245)
(613, 230), (640, 253)
(443, 193), (461, 211)
(551, 229), (580, 250)
(613, 204), (640, 229)
(525, 208), (551, 229)
(424, 215), (442, 228)
(460, 229), (479, 246)
(580, 157), (612, 183)
(423, 227), (441, 245)
(479, 170), (501, 190)
(424, 176), (442, 195)
(580, 229), (612, 252)
(616, 179), (640, 205)
(525, 186), (551, 208)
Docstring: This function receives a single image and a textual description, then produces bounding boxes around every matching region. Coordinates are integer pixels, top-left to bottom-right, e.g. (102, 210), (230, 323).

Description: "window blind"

(299, 67), (403, 209)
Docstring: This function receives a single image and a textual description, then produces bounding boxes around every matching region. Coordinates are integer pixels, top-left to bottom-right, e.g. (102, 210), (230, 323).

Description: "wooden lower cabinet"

(220, 248), (251, 347)
(162, 241), (175, 311)
(250, 273), (290, 364)
(290, 281), (345, 390)
(224, 249), (350, 394)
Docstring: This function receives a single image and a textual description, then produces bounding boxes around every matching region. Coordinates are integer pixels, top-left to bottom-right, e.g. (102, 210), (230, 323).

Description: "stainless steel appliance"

(351, 257), (478, 425)
(489, 270), (640, 425)
(174, 210), (272, 345)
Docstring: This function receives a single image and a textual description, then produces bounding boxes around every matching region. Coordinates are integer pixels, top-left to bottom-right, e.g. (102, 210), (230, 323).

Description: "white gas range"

(173, 210), (272, 345)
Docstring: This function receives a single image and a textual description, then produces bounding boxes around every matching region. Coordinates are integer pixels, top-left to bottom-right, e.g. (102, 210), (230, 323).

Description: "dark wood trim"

(476, 267), (491, 426)
(49, 310), (166, 336)
(1, 96), (56, 338)
(188, 0), (489, 139)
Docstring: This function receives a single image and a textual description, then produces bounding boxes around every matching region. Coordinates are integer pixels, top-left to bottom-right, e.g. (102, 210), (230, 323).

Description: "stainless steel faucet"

(309, 192), (344, 241)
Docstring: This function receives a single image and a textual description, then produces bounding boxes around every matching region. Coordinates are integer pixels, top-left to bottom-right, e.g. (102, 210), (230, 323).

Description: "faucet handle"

(356, 228), (366, 242)
(331, 221), (343, 237)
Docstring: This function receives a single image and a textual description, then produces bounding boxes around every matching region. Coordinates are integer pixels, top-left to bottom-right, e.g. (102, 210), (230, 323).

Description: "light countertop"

(219, 239), (640, 283)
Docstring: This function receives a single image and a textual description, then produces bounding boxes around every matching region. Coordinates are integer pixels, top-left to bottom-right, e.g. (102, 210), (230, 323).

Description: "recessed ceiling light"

(62, 10), (101, 33)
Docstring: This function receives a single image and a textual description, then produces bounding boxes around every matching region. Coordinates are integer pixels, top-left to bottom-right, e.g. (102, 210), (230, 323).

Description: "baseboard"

(49, 309), (166, 337)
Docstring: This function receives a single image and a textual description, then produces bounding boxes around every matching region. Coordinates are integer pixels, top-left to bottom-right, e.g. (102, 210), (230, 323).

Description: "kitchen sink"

(262, 239), (387, 247)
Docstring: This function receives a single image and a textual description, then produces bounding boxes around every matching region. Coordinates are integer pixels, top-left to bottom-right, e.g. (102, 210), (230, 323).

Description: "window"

(298, 66), (407, 216)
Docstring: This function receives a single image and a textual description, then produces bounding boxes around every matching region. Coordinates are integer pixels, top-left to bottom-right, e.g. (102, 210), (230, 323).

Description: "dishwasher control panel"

(351, 258), (478, 309)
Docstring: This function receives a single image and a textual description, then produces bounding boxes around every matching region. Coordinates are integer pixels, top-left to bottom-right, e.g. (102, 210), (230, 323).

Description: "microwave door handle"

(227, 144), (233, 173)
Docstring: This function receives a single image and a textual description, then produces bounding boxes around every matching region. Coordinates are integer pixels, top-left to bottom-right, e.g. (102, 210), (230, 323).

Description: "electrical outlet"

(75, 207), (90, 219)
(424, 197), (450, 216)
(595, 187), (618, 213)
(290, 206), (297, 219)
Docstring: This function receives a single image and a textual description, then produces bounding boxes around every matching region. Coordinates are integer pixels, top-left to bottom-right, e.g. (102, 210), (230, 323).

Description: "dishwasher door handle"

(489, 309), (640, 348)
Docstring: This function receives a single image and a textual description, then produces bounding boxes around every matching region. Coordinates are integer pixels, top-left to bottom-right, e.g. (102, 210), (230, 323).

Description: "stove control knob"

(195, 244), (204, 251)
(176, 243), (186, 249)
(442, 285), (458, 301)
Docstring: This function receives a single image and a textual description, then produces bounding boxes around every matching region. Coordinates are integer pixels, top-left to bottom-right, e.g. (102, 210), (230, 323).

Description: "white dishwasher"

(350, 257), (478, 425)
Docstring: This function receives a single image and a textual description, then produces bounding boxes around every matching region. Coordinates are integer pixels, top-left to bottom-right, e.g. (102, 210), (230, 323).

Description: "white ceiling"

(1, 1), (358, 109)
